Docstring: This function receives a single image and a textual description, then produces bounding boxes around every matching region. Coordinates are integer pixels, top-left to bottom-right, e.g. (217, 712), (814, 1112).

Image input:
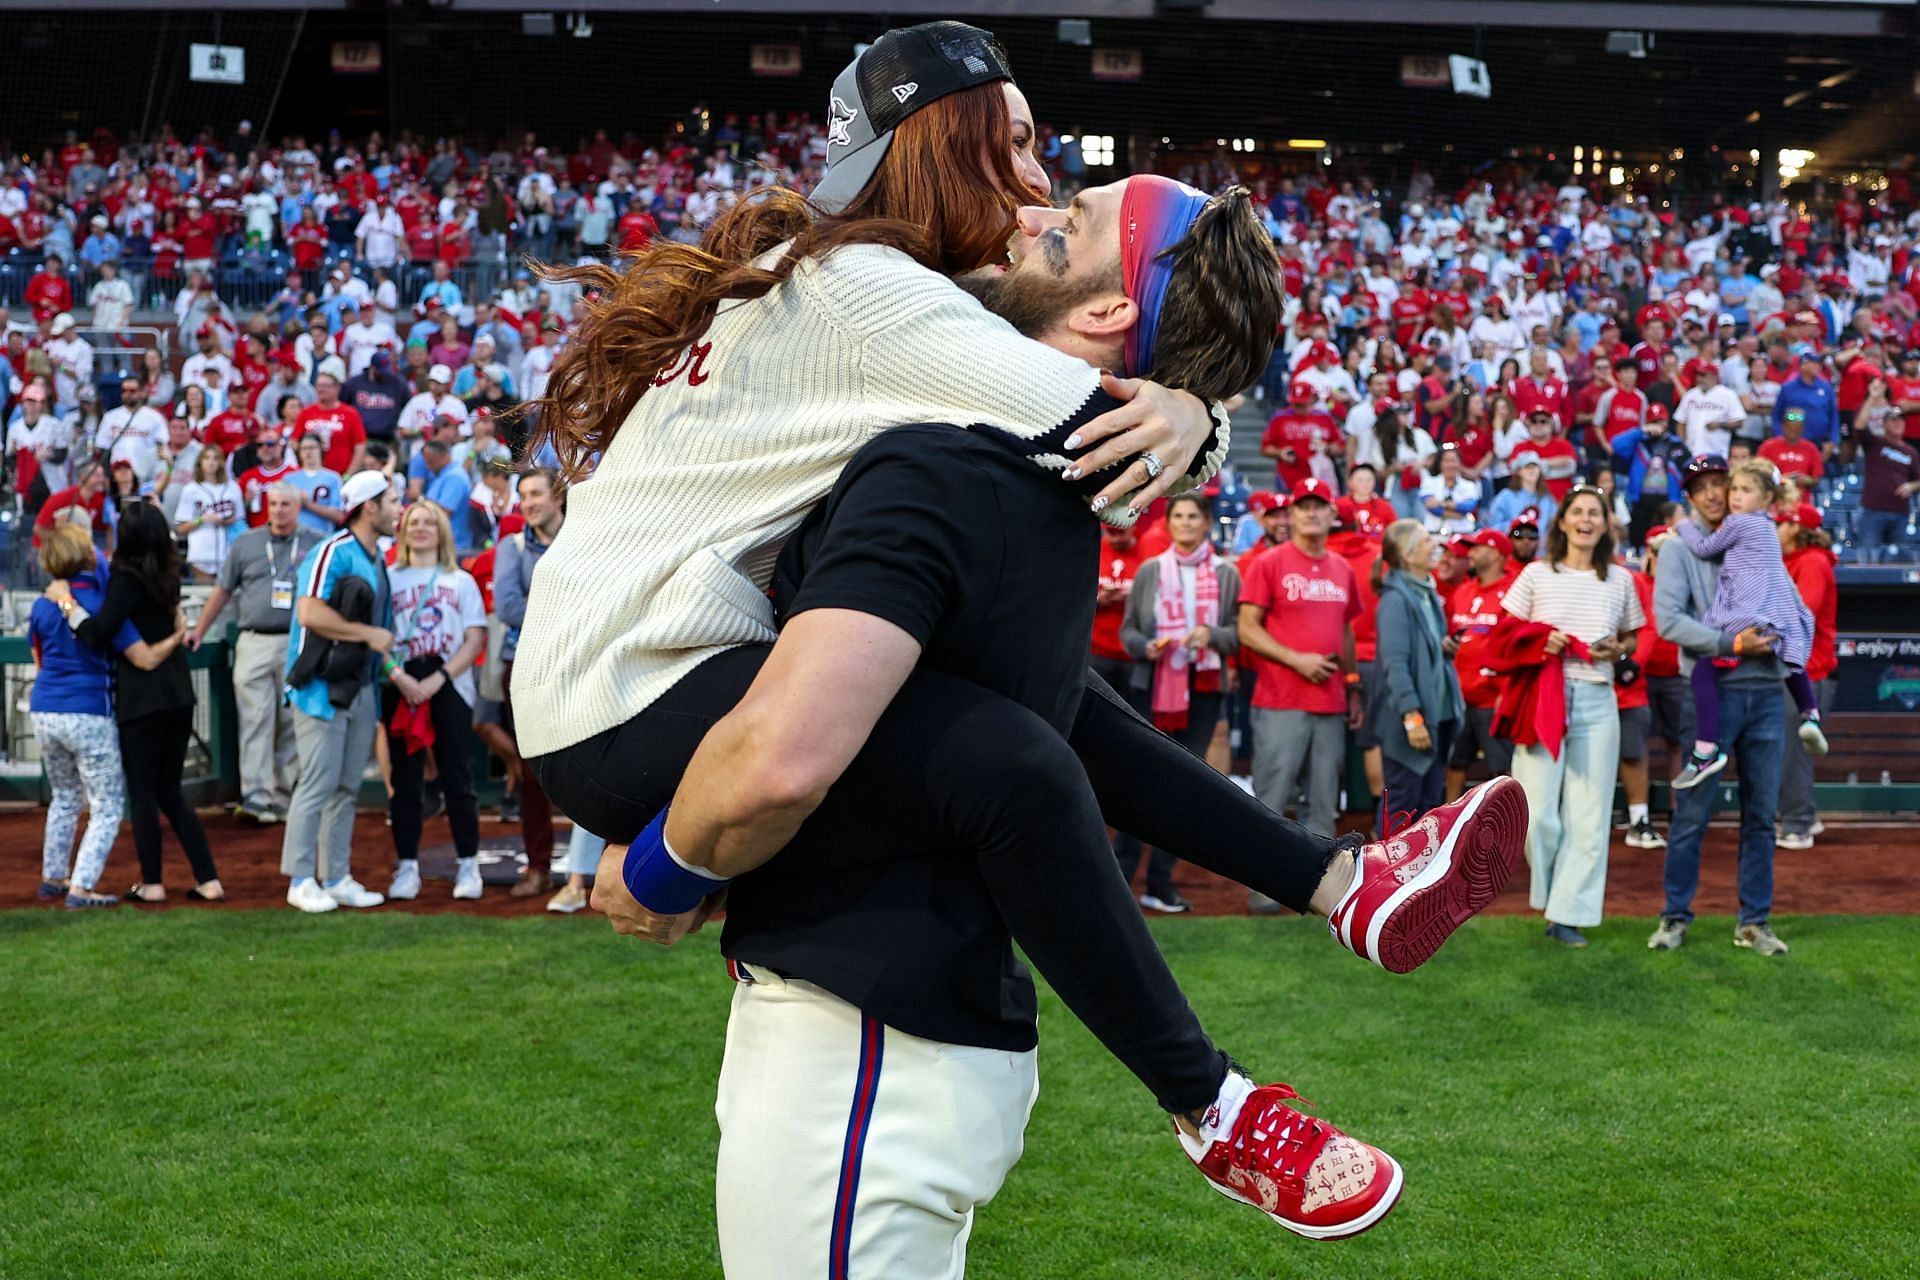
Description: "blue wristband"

(622, 807), (730, 914)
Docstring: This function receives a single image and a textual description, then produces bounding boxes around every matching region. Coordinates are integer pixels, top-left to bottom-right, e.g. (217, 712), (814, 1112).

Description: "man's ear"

(1067, 293), (1137, 341)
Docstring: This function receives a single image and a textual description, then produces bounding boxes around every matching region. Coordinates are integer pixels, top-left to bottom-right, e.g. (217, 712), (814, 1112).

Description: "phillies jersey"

(1512, 376), (1570, 428)
(1757, 436), (1823, 481)
(1531, 437), (1582, 501)
(237, 458), (297, 526)
(1628, 340), (1668, 384)
(1447, 574), (1513, 709)
(1090, 536), (1152, 662)
(1262, 409), (1336, 492)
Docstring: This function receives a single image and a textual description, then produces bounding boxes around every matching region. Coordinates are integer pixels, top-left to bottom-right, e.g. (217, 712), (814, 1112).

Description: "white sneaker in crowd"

(547, 882), (591, 914)
(453, 859), (484, 900)
(389, 861), (421, 901)
(287, 878), (339, 914)
(326, 876), (385, 909)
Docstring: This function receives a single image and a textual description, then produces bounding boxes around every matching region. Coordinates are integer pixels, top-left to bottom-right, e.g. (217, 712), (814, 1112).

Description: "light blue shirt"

(289, 467), (345, 534)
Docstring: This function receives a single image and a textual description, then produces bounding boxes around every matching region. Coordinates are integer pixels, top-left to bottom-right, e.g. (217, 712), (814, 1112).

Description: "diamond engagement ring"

(1140, 451), (1165, 479)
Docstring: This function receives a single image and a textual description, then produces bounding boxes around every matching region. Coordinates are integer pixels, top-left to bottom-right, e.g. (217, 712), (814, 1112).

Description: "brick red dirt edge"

(3, 808), (1913, 919)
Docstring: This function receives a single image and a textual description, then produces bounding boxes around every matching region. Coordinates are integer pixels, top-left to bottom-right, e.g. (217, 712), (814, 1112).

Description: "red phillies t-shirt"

(1334, 495), (1395, 537)
(1838, 357), (1882, 415)
(1629, 341), (1668, 384)
(181, 213), (219, 260)
(1390, 292), (1429, 347)
(1241, 541), (1360, 713)
(1600, 387), (1648, 443)
(1447, 573), (1513, 709)
(404, 223), (438, 262)
(294, 402), (367, 475)
(1332, 532), (1381, 665)
(1090, 535), (1153, 662)
(1452, 421), (1494, 471)
(237, 458), (298, 526)
(1261, 409), (1333, 491)
(1512, 376), (1570, 428)
(1887, 374), (1920, 412)
(289, 223), (327, 271)
(1531, 436), (1582, 500)
(1758, 436), (1824, 482)
(200, 409), (257, 456)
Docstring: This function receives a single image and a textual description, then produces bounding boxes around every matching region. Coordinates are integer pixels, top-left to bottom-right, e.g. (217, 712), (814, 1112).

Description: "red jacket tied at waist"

(1487, 616), (1592, 761)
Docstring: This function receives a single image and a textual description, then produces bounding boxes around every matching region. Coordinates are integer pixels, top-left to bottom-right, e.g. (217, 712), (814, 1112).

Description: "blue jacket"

(29, 572), (140, 717)
(1609, 427), (1692, 503)
(1772, 375), (1838, 446)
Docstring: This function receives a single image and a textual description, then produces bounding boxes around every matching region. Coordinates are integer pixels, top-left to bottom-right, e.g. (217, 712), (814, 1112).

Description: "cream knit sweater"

(513, 243), (1229, 757)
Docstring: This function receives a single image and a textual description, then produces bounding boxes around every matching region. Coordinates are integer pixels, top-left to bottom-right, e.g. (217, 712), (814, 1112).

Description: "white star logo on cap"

(827, 96), (858, 148)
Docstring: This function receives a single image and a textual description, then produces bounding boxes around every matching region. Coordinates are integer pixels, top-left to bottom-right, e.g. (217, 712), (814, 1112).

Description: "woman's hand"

(1146, 636), (1175, 660)
(1065, 373), (1215, 514)
(591, 841), (725, 945)
(1544, 629), (1571, 655)
(44, 580), (73, 605)
(1184, 625), (1212, 653)
(1407, 721), (1433, 753)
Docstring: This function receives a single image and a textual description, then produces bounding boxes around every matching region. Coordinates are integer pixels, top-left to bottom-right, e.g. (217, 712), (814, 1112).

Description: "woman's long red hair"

(530, 84), (1036, 480)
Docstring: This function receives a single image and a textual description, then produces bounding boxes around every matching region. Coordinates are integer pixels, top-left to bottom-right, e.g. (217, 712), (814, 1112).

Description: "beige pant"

(715, 970), (1038, 1280)
(233, 629), (299, 812)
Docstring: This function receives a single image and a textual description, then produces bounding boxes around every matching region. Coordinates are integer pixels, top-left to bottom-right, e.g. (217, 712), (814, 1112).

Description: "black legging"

(384, 678), (480, 863)
(533, 646), (1338, 1116)
(120, 706), (217, 886)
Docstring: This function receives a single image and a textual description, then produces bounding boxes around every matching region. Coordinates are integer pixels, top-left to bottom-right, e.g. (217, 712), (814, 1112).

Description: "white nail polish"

(1063, 466), (1081, 480)
(1065, 434), (1082, 449)
(1091, 496), (1110, 513)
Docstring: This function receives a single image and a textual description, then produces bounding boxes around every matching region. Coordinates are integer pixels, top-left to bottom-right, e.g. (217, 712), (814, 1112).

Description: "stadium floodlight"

(1287, 139), (1327, 150)
(1083, 135), (1115, 166)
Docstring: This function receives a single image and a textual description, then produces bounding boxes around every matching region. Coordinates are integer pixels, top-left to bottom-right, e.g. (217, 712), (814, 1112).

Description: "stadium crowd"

(11, 112), (1917, 954)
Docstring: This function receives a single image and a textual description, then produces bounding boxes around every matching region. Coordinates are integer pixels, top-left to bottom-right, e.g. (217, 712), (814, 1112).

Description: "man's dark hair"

(1149, 187), (1284, 403)
(365, 440), (394, 468)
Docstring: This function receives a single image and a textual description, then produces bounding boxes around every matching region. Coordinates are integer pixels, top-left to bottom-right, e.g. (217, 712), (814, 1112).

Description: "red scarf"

(1150, 542), (1223, 730)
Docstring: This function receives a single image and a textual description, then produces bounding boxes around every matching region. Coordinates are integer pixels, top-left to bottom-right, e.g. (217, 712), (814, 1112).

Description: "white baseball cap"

(428, 363), (454, 384)
(340, 469), (393, 512)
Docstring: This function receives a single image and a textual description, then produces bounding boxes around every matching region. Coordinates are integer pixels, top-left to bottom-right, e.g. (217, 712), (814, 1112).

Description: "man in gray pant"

(279, 472), (421, 913)
(188, 485), (320, 822)
(1236, 480), (1364, 911)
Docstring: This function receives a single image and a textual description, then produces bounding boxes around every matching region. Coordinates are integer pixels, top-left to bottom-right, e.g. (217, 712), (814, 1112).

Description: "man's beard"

(957, 261), (1123, 341)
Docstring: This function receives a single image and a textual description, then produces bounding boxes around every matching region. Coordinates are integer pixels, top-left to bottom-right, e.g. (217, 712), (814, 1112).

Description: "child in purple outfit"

(1671, 459), (1824, 789)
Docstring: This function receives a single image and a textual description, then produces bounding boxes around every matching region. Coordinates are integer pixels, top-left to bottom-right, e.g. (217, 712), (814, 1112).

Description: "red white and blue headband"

(1120, 174), (1211, 378)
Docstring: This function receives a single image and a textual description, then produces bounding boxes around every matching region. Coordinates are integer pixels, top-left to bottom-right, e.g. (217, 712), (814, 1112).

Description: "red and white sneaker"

(1179, 1072), (1402, 1241)
(1327, 776), (1529, 974)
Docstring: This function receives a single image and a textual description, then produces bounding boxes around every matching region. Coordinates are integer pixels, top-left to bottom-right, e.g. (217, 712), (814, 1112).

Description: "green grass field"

(4, 910), (1917, 1280)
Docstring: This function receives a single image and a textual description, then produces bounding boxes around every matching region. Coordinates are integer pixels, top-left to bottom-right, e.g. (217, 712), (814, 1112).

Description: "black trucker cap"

(810, 21), (1013, 214)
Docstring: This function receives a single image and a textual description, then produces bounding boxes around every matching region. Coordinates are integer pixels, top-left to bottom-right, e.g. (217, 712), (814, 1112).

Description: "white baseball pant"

(714, 965), (1038, 1279)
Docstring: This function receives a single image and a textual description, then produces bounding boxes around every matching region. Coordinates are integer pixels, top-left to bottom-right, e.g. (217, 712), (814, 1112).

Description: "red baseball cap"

(1645, 523), (1671, 544)
(1467, 527), (1514, 557)
(1247, 490), (1285, 515)
(1290, 379), (1315, 401)
(1511, 506), (1543, 530)
(1310, 340), (1338, 364)
(1289, 478), (1335, 505)
(1509, 446), (1543, 469)
(1646, 402), (1670, 422)
(1774, 503), (1823, 530)
(1447, 536), (1476, 559)
(498, 512), (527, 536)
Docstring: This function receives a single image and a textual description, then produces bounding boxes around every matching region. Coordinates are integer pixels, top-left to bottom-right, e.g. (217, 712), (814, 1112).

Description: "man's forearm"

(297, 597), (379, 644)
(662, 608), (922, 878)
(193, 586), (231, 637)
(1235, 606), (1300, 669)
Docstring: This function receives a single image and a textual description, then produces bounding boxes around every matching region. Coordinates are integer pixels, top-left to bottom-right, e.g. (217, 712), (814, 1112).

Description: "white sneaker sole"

(1798, 722), (1829, 756)
(1334, 777), (1529, 974)
(452, 884), (483, 901)
(288, 894), (338, 914)
(1199, 1149), (1405, 1241)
